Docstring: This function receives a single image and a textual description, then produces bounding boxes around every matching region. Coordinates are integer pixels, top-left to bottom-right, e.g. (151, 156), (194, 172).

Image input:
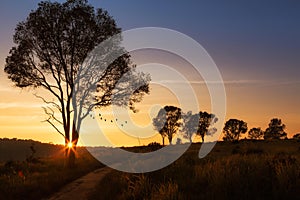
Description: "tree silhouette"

(223, 119), (248, 141)
(264, 118), (287, 140)
(293, 133), (300, 141)
(182, 111), (198, 143)
(197, 111), (218, 142)
(153, 106), (182, 145)
(248, 127), (264, 140)
(4, 0), (149, 167)
(182, 111), (218, 143)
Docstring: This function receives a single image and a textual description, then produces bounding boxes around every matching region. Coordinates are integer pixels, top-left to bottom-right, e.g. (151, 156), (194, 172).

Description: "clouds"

(155, 79), (300, 86)
(156, 79), (259, 84)
(157, 80), (300, 86)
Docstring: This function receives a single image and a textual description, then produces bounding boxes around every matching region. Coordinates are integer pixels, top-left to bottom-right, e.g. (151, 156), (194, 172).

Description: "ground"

(47, 167), (112, 200)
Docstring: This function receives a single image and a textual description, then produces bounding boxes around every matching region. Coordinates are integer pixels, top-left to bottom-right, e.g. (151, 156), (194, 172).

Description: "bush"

(147, 142), (162, 151)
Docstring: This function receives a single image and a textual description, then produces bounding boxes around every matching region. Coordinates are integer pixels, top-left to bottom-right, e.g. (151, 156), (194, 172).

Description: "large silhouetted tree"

(248, 127), (264, 140)
(182, 111), (218, 143)
(264, 118), (287, 140)
(153, 106), (182, 145)
(4, 0), (149, 167)
(223, 119), (248, 141)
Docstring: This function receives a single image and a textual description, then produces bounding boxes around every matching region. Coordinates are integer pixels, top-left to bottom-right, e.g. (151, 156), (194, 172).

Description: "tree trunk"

(66, 123), (79, 168)
(162, 137), (165, 146)
(64, 126), (70, 160)
(201, 135), (204, 143)
(67, 146), (76, 168)
(64, 140), (70, 168)
(168, 136), (172, 145)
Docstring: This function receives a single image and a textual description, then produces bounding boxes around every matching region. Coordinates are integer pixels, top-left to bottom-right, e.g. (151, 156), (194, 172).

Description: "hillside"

(0, 138), (62, 162)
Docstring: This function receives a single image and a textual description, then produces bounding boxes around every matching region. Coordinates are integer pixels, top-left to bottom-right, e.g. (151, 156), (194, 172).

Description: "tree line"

(152, 105), (299, 145)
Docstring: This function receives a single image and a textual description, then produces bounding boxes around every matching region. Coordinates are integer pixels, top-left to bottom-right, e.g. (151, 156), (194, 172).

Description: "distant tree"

(176, 138), (182, 145)
(182, 111), (198, 143)
(264, 118), (287, 140)
(153, 106), (182, 145)
(182, 111), (218, 143)
(147, 142), (162, 151)
(4, 0), (149, 167)
(248, 127), (264, 140)
(197, 111), (218, 142)
(293, 133), (300, 141)
(223, 119), (248, 141)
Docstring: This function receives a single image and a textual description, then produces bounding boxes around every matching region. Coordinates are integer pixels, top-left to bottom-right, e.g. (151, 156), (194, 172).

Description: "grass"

(88, 140), (300, 200)
(0, 147), (102, 200)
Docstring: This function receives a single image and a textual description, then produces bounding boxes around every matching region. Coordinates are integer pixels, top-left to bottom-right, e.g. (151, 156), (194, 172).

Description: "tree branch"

(42, 116), (65, 138)
(34, 94), (62, 113)
(42, 106), (64, 125)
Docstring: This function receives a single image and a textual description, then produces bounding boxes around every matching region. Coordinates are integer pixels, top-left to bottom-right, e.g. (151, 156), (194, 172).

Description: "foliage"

(152, 106), (182, 145)
(223, 119), (248, 141)
(4, 0), (149, 166)
(182, 111), (198, 143)
(182, 111), (218, 143)
(147, 142), (162, 151)
(248, 127), (264, 140)
(197, 111), (218, 142)
(264, 118), (287, 140)
(293, 133), (300, 141)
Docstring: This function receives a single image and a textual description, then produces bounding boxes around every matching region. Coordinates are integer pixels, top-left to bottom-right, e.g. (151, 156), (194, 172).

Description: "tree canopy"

(182, 111), (218, 143)
(4, 0), (149, 166)
(197, 111), (218, 142)
(264, 118), (287, 140)
(153, 106), (182, 145)
(248, 127), (264, 140)
(182, 111), (199, 143)
(293, 133), (300, 140)
(223, 119), (248, 141)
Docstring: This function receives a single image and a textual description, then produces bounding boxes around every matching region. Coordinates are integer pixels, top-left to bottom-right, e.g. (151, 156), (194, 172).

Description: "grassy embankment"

(0, 139), (102, 200)
(89, 140), (300, 200)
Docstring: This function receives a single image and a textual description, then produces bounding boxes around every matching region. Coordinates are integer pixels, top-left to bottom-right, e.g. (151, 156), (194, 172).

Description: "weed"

(89, 140), (300, 200)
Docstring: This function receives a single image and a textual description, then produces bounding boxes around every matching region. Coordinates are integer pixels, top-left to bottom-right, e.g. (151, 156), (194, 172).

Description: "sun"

(67, 142), (73, 148)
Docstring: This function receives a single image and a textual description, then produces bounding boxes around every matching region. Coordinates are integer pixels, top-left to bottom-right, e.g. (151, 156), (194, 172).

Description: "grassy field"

(89, 140), (300, 200)
(1, 139), (299, 200)
(0, 146), (102, 200)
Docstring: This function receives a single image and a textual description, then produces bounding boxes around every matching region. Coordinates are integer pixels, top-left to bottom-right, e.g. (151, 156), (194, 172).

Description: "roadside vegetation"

(0, 143), (102, 200)
(89, 140), (300, 200)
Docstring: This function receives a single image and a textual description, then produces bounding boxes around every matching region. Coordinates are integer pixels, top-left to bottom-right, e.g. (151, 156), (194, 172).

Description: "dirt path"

(47, 167), (112, 200)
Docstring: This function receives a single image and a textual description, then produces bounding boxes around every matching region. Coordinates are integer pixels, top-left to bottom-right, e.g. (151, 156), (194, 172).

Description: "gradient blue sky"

(0, 0), (299, 145)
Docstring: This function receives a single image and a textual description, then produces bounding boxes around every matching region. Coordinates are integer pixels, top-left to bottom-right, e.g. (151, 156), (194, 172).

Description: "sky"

(0, 0), (299, 146)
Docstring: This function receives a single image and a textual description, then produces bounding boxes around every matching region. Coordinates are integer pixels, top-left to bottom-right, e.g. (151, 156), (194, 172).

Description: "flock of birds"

(86, 112), (142, 146)
(88, 112), (128, 127)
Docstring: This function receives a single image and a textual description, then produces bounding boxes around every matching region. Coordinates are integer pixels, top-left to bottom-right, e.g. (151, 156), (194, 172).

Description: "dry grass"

(89, 140), (300, 200)
(0, 147), (102, 200)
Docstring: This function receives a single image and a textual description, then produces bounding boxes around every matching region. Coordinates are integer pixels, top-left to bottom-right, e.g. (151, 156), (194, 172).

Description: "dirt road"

(47, 167), (112, 200)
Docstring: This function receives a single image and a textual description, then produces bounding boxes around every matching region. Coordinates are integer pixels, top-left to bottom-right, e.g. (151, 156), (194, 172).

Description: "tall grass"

(89, 140), (300, 200)
(0, 147), (102, 200)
